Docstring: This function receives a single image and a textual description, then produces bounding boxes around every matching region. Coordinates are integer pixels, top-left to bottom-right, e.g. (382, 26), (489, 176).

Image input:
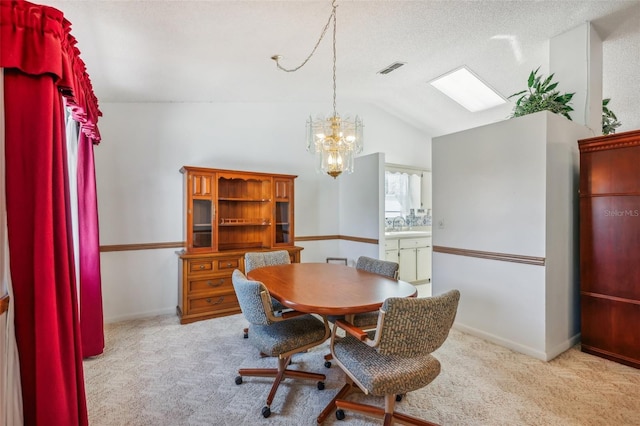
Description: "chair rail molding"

(100, 235), (379, 252)
(433, 246), (545, 266)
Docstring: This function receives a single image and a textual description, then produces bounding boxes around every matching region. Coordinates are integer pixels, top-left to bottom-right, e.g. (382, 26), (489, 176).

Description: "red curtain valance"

(1, 0), (101, 143)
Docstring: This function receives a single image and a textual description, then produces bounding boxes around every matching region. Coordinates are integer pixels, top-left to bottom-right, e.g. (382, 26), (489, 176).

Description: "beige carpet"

(83, 313), (640, 426)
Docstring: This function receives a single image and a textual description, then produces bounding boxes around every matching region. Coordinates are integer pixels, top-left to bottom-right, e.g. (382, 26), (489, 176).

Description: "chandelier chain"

(272, 2), (337, 74)
(271, 0), (361, 179)
(332, 5), (337, 117)
(273, 0), (340, 117)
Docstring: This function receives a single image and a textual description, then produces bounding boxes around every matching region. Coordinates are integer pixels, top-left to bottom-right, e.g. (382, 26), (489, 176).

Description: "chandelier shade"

(306, 114), (363, 178)
(273, 0), (363, 179)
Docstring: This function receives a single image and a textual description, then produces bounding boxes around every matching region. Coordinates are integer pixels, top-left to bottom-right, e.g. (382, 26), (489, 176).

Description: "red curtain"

(77, 131), (104, 357)
(4, 69), (88, 426)
(1, 0), (101, 423)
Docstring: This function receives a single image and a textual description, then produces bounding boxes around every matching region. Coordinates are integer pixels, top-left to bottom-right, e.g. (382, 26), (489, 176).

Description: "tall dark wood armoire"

(578, 129), (640, 369)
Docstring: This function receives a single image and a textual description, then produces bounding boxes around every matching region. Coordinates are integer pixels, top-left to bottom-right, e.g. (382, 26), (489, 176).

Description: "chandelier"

(272, 0), (363, 179)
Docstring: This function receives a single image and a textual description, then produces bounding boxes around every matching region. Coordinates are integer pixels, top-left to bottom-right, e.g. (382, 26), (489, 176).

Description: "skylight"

(429, 66), (507, 112)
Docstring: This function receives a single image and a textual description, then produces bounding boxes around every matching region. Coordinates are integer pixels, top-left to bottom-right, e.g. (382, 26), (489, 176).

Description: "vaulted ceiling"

(46, 0), (640, 137)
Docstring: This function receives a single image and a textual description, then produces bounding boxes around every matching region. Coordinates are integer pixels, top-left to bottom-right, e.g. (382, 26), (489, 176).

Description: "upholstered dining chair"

(323, 256), (400, 368)
(243, 251), (291, 338)
(356, 255), (400, 279)
(329, 289), (460, 425)
(350, 256), (399, 327)
(232, 269), (330, 418)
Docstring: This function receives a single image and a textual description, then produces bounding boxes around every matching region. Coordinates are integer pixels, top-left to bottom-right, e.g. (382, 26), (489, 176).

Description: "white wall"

(433, 114), (548, 256)
(544, 114), (593, 352)
(338, 153), (385, 265)
(432, 111), (591, 361)
(432, 112), (548, 357)
(550, 22), (602, 134)
(95, 101), (430, 322)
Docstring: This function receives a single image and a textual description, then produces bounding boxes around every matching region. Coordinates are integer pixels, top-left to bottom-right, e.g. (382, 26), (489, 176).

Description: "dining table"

(246, 262), (417, 424)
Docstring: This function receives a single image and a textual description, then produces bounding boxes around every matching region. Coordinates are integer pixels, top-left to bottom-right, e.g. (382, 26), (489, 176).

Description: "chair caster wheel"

(235, 376), (242, 385)
(396, 394), (403, 402)
(261, 406), (271, 418)
(324, 361), (332, 368)
(336, 409), (345, 420)
(317, 381), (325, 390)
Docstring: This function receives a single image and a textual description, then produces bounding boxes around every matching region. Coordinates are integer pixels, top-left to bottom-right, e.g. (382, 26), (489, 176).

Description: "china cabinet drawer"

(189, 258), (215, 273)
(188, 275), (233, 295)
(215, 257), (240, 271)
(188, 256), (241, 274)
(187, 292), (239, 315)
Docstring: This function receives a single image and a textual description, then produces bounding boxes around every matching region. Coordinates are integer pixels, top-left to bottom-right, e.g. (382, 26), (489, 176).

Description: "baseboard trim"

(546, 333), (582, 360)
(104, 307), (176, 324)
(453, 322), (578, 361)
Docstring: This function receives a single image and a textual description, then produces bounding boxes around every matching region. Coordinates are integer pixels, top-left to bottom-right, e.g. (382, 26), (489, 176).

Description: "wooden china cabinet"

(578, 129), (640, 368)
(177, 166), (302, 324)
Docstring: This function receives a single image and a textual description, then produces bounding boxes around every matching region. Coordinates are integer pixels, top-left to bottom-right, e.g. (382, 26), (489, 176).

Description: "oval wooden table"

(247, 262), (417, 423)
(246, 262), (417, 316)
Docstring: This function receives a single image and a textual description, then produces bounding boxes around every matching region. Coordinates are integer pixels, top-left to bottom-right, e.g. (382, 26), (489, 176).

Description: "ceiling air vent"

(377, 62), (406, 75)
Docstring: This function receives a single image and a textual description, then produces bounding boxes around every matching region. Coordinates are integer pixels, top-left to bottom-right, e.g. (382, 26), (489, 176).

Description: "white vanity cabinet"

(416, 245), (432, 282)
(384, 238), (399, 263)
(398, 237), (432, 283)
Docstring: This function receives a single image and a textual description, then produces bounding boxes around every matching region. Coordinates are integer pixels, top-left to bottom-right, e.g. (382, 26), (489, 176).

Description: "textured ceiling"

(45, 0), (640, 137)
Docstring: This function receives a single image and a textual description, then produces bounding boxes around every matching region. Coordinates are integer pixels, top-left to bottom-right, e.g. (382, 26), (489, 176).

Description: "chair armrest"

(334, 319), (368, 341)
(280, 310), (307, 320)
(262, 291), (297, 323)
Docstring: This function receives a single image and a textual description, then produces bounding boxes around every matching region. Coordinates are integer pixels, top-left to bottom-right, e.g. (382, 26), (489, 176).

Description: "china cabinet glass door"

(274, 178), (293, 245)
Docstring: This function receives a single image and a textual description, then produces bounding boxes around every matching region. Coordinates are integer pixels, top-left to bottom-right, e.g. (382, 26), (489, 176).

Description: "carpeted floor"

(83, 313), (640, 426)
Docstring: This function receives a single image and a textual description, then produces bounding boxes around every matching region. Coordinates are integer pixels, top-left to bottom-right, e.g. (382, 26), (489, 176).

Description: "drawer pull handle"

(199, 265), (205, 270)
(207, 280), (224, 287)
(206, 297), (224, 305)
(226, 262), (232, 267)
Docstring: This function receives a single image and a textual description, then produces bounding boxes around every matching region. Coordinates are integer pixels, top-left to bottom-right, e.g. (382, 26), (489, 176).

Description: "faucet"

(392, 216), (405, 231)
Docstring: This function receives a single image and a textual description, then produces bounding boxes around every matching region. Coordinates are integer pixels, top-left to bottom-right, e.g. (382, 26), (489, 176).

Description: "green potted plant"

(508, 67), (575, 120)
(602, 98), (621, 135)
